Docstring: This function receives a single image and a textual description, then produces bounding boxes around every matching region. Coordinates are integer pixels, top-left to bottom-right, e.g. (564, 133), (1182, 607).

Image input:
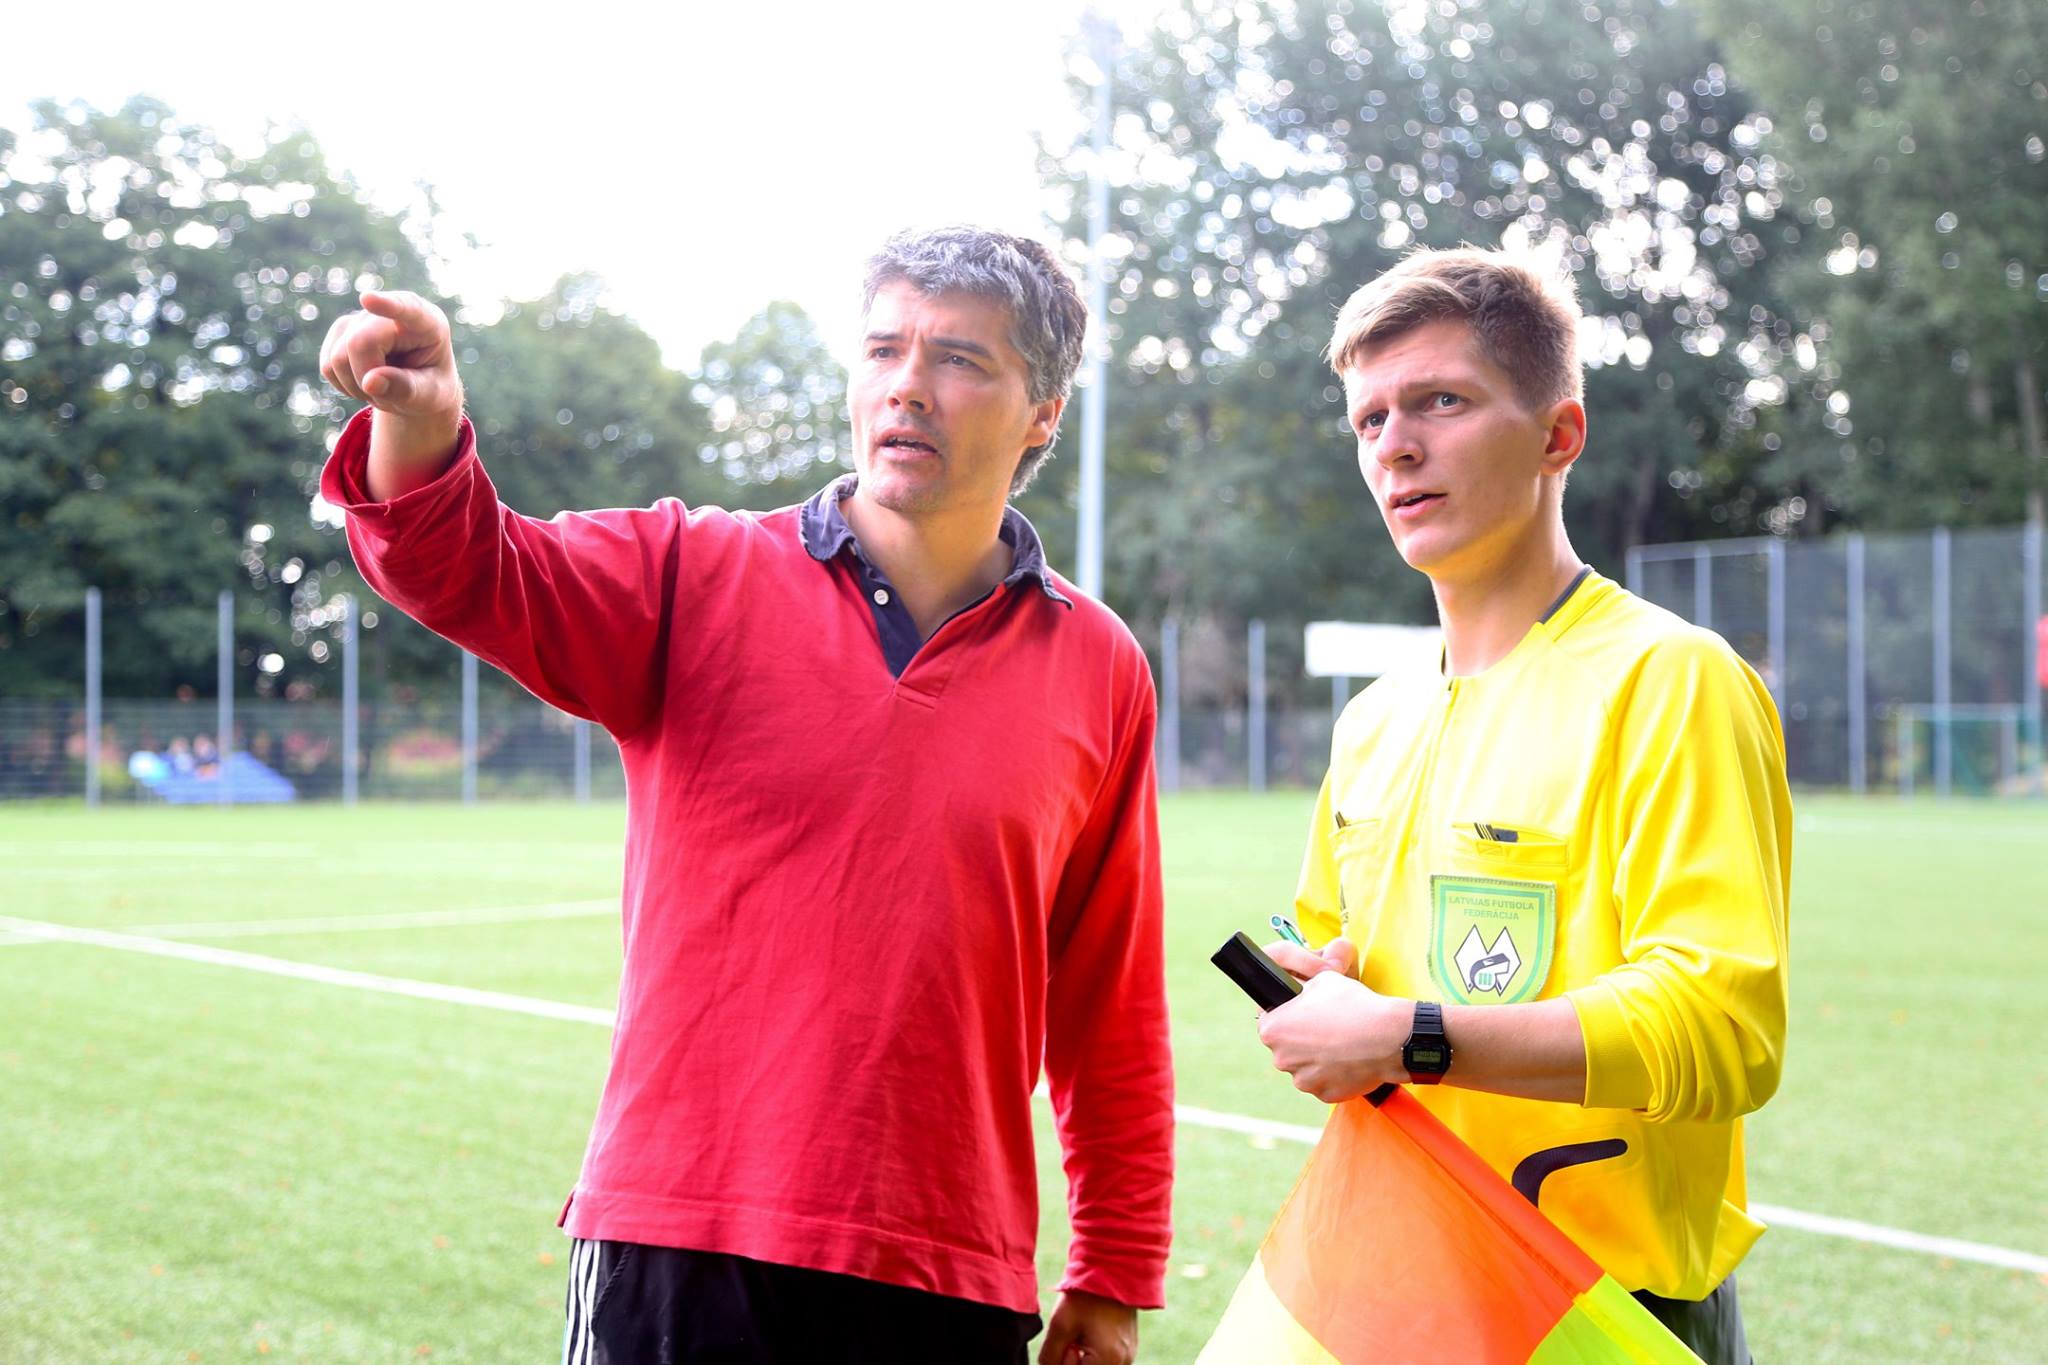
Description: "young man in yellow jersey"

(1256, 248), (1791, 1363)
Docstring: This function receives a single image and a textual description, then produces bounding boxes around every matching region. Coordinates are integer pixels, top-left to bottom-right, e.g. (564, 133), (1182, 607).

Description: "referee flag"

(1199, 1087), (1699, 1363)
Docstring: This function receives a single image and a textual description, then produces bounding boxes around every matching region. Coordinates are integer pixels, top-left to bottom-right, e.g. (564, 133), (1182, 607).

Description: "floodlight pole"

(1846, 533), (1867, 796)
(1160, 617), (1181, 794)
(341, 595), (359, 806)
(1767, 537), (1787, 716)
(461, 651), (479, 805)
(574, 718), (592, 802)
(84, 587), (102, 808)
(2025, 520), (2043, 794)
(1248, 619), (1267, 793)
(217, 591), (233, 807)
(1077, 13), (1116, 601)
(1933, 526), (1952, 797)
(1692, 545), (1712, 631)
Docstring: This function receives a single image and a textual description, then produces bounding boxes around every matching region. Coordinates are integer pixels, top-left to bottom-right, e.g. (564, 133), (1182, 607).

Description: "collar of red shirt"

(797, 474), (1074, 610)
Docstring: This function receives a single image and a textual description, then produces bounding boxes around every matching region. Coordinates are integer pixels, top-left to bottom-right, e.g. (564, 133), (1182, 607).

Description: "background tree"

(0, 97), (427, 700)
(691, 299), (851, 503)
(1697, 0), (2048, 528)
(1027, 0), (1821, 685)
(0, 102), (736, 706)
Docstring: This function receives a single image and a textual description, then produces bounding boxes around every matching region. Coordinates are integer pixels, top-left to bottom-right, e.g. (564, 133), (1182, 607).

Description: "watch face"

(1407, 1043), (1448, 1071)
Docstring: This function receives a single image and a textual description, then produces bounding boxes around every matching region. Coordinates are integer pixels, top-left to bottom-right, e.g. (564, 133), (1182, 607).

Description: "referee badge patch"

(1428, 874), (1555, 1005)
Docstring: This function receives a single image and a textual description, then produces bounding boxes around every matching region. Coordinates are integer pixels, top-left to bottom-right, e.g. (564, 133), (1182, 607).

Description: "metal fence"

(0, 591), (627, 806)
(1627, 523), (2046, 796)
(1, 591), (1344, 804)
(13, 526), (2041, 805)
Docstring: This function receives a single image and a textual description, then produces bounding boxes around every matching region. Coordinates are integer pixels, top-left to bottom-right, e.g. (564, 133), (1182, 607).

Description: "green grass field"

(3, 793), (2044, 1362)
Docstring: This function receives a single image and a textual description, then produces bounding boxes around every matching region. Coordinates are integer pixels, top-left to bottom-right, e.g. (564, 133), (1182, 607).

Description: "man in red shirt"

(318, 227), (1172, 1364)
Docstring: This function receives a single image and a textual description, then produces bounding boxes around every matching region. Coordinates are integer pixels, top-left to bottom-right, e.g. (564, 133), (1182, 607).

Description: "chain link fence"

(0, 693), (626, 805)
(24, 525), (2034, 805)
(1629, 523), (2046, 796)
(2, 590), (1337, 804)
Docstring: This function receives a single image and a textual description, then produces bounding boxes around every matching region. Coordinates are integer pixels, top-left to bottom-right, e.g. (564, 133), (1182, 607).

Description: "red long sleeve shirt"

(322, 411), (1174, 1313)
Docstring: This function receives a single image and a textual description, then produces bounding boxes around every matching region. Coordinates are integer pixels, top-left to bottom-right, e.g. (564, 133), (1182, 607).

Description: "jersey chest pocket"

(1428, 822), (1567, 1004)
(1329, 813), (1386, 932)
(1446, 821), (1569, 874)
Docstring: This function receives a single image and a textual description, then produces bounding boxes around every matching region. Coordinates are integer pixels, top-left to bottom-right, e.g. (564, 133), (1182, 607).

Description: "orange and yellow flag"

(1200, 1088), (1699, 1363)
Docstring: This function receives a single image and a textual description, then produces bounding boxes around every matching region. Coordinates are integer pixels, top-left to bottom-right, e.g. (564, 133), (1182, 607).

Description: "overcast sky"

(8, 0), (1165, 367)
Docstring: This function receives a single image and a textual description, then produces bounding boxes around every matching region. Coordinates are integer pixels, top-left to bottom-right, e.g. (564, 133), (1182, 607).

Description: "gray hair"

(862, 226), (1088, 492)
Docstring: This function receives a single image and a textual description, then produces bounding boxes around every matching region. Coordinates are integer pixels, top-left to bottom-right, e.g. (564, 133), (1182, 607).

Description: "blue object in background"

(135, 752), (297, 804)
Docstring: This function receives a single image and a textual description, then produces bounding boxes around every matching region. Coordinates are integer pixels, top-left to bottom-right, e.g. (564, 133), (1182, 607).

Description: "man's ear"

(1024, 395), (1065, 453)
(1539, 398), (1587, 476)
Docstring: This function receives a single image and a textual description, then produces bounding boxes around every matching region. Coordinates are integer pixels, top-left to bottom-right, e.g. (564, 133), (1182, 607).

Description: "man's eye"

(1433, 392), (1461, 409)
(1359, 412), (1386, 433)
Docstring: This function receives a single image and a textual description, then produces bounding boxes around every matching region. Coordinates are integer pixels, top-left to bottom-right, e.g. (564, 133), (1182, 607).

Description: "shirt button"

(873, 588), (891, 606)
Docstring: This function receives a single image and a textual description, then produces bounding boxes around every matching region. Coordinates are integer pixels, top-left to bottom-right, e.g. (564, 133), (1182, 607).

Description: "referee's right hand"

(1266, 937), (1359, 983)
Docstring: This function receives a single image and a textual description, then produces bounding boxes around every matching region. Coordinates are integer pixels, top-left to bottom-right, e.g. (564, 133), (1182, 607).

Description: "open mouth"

(1390, 491), (1443, 510)
(880, 433), (941, 457)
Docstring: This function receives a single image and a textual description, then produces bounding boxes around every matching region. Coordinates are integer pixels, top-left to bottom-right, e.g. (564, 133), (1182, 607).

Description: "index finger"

(357, 289), (443, 336)
(1265, 941), (1328, 981)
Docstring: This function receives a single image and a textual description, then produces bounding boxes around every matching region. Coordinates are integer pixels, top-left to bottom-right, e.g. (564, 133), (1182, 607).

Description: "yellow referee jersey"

(1296, 570), (1792, 1301)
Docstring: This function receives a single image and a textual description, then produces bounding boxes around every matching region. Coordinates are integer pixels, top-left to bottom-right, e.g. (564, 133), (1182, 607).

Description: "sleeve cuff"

(1567, 980), (1654, 1112)
(1060, 1260), (1166, 1313)
(318, 406), (478, 513)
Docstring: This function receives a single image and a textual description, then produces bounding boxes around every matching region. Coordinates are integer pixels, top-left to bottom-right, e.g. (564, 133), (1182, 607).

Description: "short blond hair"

(1327, 247), (1583, 409)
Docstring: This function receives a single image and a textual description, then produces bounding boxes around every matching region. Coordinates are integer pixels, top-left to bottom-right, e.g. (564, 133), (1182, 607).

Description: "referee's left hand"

(1039, 1289), (1138, 1364)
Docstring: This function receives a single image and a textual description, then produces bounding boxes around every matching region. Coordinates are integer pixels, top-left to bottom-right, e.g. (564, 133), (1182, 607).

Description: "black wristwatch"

(1402, 1000), (1452, 1083)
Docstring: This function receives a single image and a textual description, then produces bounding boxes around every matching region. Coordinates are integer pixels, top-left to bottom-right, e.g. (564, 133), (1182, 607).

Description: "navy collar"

(797, 474), (1073, 608)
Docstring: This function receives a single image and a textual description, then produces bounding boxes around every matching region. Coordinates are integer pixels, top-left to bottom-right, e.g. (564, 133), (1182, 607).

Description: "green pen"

(1269, 914), (1308, 948)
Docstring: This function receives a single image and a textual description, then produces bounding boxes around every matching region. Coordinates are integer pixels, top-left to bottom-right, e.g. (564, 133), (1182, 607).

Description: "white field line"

(0, 841), (311, 859)
(126, 899), (617, 940)
(1794, 815), (2047, 841)
(0, 916), (614, 1027)
(6, 912), (2043, 1280)
(1174, 1102), (1323, 1147)
(1745, 1202), (2048, 1276)
(1157, 1104), (2048, 1277)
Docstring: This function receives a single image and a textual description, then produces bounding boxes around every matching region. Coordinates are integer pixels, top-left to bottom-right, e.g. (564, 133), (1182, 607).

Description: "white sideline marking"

(1174, 1102), (1323, 1147)
(1745, 1202), (2048, 1276)
(1795, 816), (2046, 842)
(0, 916), (615, 1027)
(0, 841), (309, 859)
(126, 899), (617, 940)
(7, 911), (2044, 1280)
(1165, 1103), (2048, 1276)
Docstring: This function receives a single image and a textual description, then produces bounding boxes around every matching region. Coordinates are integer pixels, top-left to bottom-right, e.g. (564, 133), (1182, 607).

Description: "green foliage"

(692, 298), (851, 500)
(1696, 0), (2048, 527)
(0, 97), (424, 700)
(460, 274), (717, 518)
(0, 102), (788, 706)
(10, 13), (2046, 718)
(1027, 0), (1836, 664)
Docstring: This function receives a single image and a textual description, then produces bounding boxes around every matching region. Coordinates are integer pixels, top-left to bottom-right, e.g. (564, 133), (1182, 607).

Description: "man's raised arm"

(319, 290), (464, 501)
(314, 285), (687, 738)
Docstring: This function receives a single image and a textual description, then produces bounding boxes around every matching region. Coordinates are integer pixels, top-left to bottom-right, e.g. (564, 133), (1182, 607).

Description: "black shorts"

(1634, 1273), (1752, 1365)
(561, 1239), (1044, 1365)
